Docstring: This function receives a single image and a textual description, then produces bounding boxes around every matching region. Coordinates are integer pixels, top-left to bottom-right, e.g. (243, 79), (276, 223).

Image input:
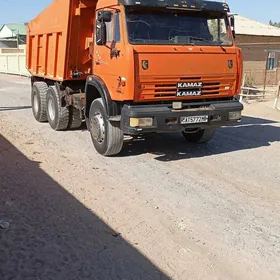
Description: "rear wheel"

(182, 128), (216, 143)
(89, 98), (123, 156)
(68, 107), (83, 129)
(31, 82), (48, 122)
(46, 86), (69, 131)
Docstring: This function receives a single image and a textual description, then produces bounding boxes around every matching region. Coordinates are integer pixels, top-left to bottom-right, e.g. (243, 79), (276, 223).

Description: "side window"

(105, 21), (113, 42)
(96, 11), (121, 44)
(114, 13), (121, 42)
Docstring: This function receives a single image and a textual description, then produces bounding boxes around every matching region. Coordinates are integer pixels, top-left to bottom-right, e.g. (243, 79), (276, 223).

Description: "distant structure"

(0, 24), (27, 48)
(234, 15), (280, 85)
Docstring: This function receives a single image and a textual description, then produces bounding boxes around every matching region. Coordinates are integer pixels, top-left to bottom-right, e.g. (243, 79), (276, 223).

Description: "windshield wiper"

(189, 36), (211, 43)
(190, 36), (227, 52)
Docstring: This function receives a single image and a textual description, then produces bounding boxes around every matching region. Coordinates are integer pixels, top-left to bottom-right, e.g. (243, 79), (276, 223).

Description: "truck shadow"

(120, 116), (280, 161)
(0, 135), (170, 280)
(0, 106), (32, 112)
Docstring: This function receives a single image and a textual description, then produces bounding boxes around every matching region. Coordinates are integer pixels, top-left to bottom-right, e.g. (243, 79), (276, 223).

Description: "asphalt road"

(1, 74), (280, 280)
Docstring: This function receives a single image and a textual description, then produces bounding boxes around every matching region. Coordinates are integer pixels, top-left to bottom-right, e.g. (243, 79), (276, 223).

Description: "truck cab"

(27, 0), (243, 156)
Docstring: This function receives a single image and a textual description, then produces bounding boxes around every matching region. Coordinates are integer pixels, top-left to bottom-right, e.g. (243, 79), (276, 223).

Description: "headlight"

(229, 111), (241, 120)
(130, 117), (153, 127)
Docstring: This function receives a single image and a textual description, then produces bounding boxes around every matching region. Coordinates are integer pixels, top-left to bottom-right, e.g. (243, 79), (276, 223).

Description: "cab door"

(93, 9), (134, 101)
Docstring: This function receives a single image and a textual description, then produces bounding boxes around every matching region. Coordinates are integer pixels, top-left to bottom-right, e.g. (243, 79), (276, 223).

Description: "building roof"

(0, 41), (9, 48)
(235, 15), (280, 37)
(0, 24), (26, 36)
(0, 39), (18, 48)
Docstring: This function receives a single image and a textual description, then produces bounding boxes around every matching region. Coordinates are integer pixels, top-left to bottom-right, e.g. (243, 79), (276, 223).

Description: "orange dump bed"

(26, 0), (99, 81)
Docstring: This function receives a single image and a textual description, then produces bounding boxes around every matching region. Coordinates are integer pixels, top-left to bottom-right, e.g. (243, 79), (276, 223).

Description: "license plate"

(180, 115), (208, 124)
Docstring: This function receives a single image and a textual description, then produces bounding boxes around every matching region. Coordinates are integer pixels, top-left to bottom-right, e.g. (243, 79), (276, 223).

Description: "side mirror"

(98, 11), (112, 23)
(96, 22), (107, 46)
(230, 16), (235, 29)
(229, 16), (235, 39)
(229, 15), (235, 30)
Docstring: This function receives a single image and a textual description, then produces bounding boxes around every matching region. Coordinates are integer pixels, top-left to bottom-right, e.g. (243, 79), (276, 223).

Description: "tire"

(31, 82), (48, 122)
(89, 98), (124, 156)
(46, 86), (69, 131)
(182, 128), (216, 143)
(68, 107), (82, 130)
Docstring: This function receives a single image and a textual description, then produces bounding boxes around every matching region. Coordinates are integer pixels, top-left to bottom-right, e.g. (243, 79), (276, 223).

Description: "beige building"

(234, 15), (280, 86)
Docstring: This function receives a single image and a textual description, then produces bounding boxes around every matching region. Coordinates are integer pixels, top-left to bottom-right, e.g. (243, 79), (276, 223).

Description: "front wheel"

(89, 98), (124, 156)
(182, 128), (216, 143)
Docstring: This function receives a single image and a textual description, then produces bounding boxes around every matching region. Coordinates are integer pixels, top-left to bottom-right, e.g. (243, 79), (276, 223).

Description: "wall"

(0, 45), (30, 76)
(236, 34), (280, 85)
(237, 34), (280, 44)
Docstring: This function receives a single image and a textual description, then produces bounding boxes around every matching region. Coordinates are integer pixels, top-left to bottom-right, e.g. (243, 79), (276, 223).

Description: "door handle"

(96, 61), (100, 65)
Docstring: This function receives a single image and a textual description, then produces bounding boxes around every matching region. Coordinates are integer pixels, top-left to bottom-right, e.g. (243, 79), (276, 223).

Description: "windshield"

(125, 8), (233, 46)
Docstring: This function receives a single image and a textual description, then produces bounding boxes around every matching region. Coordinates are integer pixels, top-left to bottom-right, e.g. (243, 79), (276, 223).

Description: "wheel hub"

(33, 92), (39, 114)
(48, 98), (55, 121)
(90, 113), (105, 143)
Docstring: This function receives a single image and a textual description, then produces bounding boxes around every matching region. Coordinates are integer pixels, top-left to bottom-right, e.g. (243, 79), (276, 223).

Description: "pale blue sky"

(0, 0), (279, 25)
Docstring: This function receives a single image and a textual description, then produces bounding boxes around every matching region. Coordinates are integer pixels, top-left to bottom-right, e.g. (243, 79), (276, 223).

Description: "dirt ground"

(0, 74), (280, 280)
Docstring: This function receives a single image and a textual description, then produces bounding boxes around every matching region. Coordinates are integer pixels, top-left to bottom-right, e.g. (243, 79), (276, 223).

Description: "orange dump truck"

(26, 0), (243, 156)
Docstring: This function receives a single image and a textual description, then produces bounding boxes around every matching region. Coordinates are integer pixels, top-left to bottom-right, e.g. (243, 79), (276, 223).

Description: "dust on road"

(1, 74), (280, 280)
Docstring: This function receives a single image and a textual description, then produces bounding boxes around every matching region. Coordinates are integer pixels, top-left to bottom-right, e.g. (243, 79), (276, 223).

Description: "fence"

(0, 46), (30, 77)
(240, 73), (280, 111)
(243, 69), (280, 87)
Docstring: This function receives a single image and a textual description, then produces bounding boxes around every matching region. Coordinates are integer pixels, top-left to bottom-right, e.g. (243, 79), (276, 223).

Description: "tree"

(269, 21), (280, 28)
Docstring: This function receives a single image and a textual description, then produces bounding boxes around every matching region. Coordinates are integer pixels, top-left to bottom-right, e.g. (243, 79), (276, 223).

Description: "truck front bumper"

(120, 100), (243, 135)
